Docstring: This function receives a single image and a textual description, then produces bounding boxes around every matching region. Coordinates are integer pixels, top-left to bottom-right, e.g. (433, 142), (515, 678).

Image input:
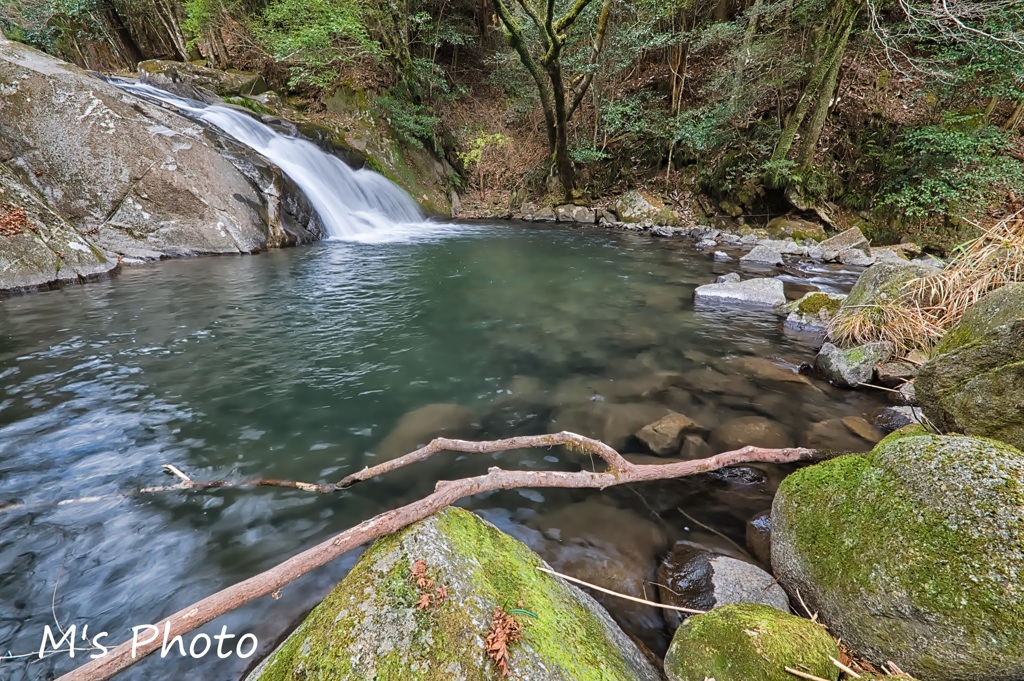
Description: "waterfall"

(110, 79), (426, 240)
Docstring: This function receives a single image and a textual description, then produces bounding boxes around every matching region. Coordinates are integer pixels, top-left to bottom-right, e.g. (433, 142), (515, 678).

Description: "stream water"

(0, 224), (890, 679)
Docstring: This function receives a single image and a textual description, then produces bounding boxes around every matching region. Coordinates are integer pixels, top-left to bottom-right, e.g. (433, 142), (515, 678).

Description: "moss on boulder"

(664, 602), (838, 681)
(917, 283), (1024, 449)
(247, 507), (661, 681)
(784, 291), (846, 331)
(772, 433), (1024, 681)
(765, 216), (827, 242)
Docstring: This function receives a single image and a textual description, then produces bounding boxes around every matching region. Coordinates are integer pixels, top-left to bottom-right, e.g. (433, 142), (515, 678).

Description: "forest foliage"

(2, 0), (1023, 247)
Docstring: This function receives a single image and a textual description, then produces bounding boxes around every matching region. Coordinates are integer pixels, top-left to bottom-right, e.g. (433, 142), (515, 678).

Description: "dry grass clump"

(0, 203), (28, 237)
(829, 211), (1024, 354)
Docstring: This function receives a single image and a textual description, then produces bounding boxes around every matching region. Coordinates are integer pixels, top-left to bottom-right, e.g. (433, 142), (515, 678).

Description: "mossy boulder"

(784, 291), (846, 331)
(765, 216), (827, 242)
(840, 261), (934, 310)
(247, 507), (661, 681)
(815, 341), (894, 387)
(772, 432), (1024, 681)
(614, 190), (678, 225)
(917, 283), (1024, 450)
(664, 602), (838, 681)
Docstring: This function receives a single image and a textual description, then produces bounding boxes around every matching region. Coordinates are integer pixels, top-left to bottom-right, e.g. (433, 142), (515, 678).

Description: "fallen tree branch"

(56, 432), (822, 681)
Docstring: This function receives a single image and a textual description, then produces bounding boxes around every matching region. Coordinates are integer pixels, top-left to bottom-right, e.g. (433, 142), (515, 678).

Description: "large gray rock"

(773, 431), (1024, 681)
(614, 190), (677, 225)
(0, 163), (115, 292)
(656, 542), (790, 630)
(815, 341), (894, 387)
(739, 244), (784, 266)
(819, 226), (869, 251)
(664, 603), (839, 681)
(554, 204), (596, 224)
(693, 277), (786, 310)
(0, 36), (275, 265)
(917, 283), (1024, 450)
(248, 507), (662, 681)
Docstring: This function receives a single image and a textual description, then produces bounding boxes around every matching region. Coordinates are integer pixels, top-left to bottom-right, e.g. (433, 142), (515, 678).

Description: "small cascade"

(111, 79), (425, 240)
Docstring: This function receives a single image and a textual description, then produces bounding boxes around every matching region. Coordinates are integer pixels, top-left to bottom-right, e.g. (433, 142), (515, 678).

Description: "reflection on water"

(0, 224), (886, 678)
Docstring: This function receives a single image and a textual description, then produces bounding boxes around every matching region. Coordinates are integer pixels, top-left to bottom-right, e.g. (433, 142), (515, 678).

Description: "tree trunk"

(770, 0), (860, 166)
(797, 3), (859, 169)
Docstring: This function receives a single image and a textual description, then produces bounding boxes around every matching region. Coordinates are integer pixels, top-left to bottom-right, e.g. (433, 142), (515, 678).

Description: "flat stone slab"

(694, 277), (786, 310)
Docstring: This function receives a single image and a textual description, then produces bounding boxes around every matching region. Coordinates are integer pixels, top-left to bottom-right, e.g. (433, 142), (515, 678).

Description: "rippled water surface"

(0, 223), (887, 679)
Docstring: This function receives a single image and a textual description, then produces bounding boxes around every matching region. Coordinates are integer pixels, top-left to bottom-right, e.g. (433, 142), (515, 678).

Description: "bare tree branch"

(54, 432), (825, 681)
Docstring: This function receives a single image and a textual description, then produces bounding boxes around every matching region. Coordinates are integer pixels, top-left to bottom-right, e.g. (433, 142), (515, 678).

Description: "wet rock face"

(772, 430), (1024, 681)
(248, 508), (662, 681)
(0, 164), (115, 292)
(0, 37), (272, 265)
(917, 283), (1024, 450)
(664, 602), (840, 681)
(656, 541), (789, 630)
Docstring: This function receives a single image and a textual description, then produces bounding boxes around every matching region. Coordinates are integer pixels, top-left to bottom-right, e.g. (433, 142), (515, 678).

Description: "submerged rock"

(375, 404), (476, 461)
(549, 402), (668, 450)
(693, 277), (786, 310)
(815, 341), (894, 388)
(247, 508), (661, 681)
(709, 415), (794, 452)
(917, 283), (1024, 450)
(772, 430), (1024, 680)
(529, 501), (670, 652)
(664, 602), (839, 681)
(656, 542), (789, 630)
(745, 511), (773, 568)
(635, 412), (706, 456)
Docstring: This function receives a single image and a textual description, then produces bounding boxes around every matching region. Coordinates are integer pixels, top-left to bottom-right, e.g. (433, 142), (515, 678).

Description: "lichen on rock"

(248, 507), (661, 681)
(772, 431), (1024, 681)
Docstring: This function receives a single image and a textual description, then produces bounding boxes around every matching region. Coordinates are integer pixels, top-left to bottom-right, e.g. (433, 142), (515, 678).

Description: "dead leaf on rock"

(485, 606), (523, 678)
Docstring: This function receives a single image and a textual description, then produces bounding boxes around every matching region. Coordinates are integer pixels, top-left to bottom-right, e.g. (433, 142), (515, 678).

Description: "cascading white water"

(112, 80), (425, 240)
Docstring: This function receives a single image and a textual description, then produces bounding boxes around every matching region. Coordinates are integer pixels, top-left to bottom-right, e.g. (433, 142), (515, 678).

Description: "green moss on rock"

(664, 603), (838, 681)
(248, 508), (660, 681)
(797, 292), (843, 316)
(772, 434), (1024, 681)
(917, 283), (1024, 449)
